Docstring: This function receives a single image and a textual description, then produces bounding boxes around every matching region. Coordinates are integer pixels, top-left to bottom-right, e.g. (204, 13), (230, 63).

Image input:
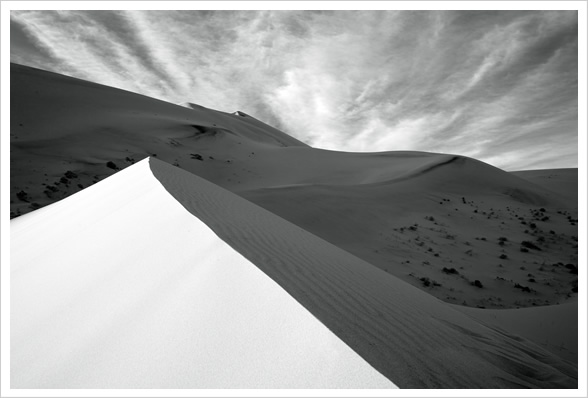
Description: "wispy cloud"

(10, 10), (578, 170)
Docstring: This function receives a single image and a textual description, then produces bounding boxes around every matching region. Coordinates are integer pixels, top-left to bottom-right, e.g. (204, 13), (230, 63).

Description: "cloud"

(10, 10), (578, 171)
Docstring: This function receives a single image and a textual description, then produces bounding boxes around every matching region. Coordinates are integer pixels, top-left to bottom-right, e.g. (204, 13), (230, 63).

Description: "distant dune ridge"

(9, 63), (578, 388)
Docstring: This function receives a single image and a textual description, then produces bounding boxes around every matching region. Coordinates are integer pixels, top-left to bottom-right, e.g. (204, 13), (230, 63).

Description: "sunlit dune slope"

(11, 159), (397, 389)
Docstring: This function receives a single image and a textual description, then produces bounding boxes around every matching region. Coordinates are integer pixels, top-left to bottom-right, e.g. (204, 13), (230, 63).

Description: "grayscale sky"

(10, 10), (578, 170)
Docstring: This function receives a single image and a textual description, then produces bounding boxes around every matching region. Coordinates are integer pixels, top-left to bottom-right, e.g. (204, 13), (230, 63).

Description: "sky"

(10, 9), (580, 171)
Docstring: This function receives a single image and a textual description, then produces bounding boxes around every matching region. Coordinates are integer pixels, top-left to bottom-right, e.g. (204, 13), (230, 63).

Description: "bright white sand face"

(11, 159), (397, 389)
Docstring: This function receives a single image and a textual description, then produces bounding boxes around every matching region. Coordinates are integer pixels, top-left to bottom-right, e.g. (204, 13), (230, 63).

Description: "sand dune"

(10, 158), (577, 388)
(11, 159), (397, 389)
(9, 63), (579, 389)
(150, 158), (577, 388)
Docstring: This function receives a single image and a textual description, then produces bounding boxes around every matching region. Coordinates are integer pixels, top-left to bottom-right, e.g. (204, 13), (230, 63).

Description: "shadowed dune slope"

(150, 158), (577, 389)
(454, 301), (578, 363)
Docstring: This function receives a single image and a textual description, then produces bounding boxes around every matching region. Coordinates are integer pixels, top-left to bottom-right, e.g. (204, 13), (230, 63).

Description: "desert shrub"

(472, 280), (483, 288)
(498, 237), (508, 242)
(106, 161), (118, 170)
(16, 190), (28, 202)
(420, 277), (431, 287)
(521, 240), (541, 251)
(442, 267), (459, 275)
(499, 254), (508, 259)
(520, 247), (529, 253)
(190, 153), (203, 161)
(64, 170), (77, 179)
(77, 184), (84, 189)
(60, 177), (69, 184)
(565, 264), (578, 274)
(529, 222), (537, 229)
(514, 283), (531, 293)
